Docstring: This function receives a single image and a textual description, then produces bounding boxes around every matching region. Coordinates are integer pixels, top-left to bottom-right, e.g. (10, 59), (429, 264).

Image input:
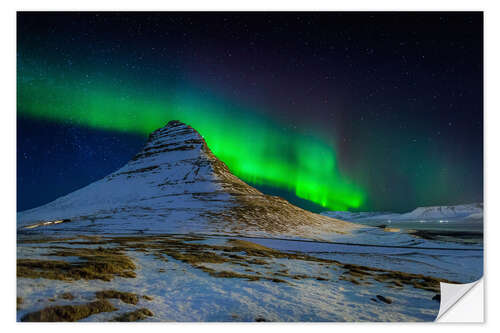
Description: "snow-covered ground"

(18, 231), (462, 322)
(231, 232), (483, 283)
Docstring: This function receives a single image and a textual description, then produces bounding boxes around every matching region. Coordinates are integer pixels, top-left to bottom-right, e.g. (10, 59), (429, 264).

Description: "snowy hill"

(17, 120), (359, 237)
(322, 203), (483, 222)
(398, 203), (483, 220)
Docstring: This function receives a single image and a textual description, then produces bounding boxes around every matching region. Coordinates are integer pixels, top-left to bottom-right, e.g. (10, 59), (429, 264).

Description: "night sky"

(17, 12), (483, 213)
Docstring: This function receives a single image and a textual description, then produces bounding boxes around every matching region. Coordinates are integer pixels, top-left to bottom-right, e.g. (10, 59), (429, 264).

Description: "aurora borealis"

(18, 67), (364, 210)
(17, 12), (483, 213)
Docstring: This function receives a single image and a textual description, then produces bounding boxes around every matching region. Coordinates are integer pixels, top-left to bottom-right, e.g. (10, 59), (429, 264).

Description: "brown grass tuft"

(20, 299), (117, 322)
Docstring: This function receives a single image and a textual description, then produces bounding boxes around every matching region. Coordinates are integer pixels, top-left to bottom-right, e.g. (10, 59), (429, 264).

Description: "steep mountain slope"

(18, 120), (359, 237)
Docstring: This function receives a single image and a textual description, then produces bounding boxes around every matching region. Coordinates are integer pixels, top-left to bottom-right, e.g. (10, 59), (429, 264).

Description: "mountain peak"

(18, 121), (360, 238)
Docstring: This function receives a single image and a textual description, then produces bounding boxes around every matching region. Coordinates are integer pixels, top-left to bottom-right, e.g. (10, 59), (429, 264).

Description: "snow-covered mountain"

(322, 203), (483, 222)
(17, 120), (359, 237)
(396, 203), (483, 221)
(319, 211), (392, 221)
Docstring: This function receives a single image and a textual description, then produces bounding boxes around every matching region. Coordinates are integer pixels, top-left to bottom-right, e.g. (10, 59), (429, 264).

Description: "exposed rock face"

(17, 121), (359, 238)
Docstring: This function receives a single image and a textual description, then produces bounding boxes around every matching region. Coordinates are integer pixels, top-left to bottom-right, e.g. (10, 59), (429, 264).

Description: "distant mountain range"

(321, 203), (483, 222)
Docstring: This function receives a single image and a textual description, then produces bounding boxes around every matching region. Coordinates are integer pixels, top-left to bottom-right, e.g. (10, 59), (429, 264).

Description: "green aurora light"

(17, 73), (365, 211)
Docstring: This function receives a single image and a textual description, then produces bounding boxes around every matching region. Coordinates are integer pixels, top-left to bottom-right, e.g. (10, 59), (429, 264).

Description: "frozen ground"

(16, 226), (482, 322)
